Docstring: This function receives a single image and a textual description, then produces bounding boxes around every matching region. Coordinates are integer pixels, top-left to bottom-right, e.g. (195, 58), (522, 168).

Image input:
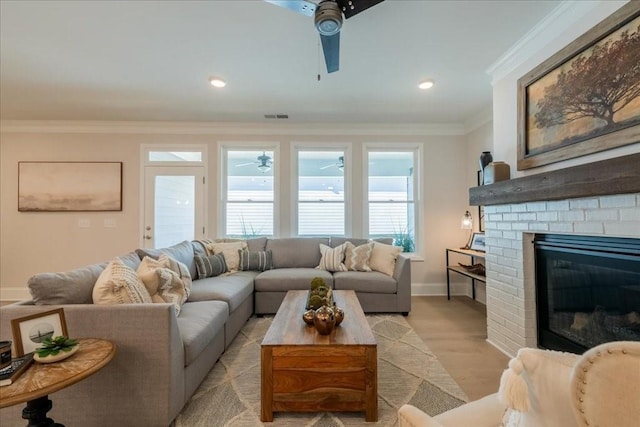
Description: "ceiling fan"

(235, 152), (273, 173)
(320, 155), (344, 171)
(264, 0), (385, 73)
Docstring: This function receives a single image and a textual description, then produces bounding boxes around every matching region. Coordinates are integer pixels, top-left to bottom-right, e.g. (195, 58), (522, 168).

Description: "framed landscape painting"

(517, 3), (640, 170)
(18, 162), (123, 212)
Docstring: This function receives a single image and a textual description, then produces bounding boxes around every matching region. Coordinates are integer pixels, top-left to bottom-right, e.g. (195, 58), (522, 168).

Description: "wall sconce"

(461, 210), (473, 249)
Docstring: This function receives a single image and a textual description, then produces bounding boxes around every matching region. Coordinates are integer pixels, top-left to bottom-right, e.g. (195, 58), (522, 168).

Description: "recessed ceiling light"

(418, 79), (434, 90)
(209, 77), (226, 88)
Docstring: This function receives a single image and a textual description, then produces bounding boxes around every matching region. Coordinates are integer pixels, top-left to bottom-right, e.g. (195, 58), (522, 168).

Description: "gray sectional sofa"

(0, 237), (411, 427)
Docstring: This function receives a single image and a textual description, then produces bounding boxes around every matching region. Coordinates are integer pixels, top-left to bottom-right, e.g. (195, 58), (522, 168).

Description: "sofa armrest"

(0, 303), (185, 426)
(394, 253), (412, 313)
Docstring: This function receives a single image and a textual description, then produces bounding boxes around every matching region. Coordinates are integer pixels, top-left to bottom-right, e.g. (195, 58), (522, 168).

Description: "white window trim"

(291, 143), (352, 237)
(141, 144), (207, 166)
(362, 142), (423, 254)
(218, 142), (281, 237)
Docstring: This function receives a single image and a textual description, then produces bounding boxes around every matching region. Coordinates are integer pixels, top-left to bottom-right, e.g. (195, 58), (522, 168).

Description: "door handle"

(144, 234), (152, 240)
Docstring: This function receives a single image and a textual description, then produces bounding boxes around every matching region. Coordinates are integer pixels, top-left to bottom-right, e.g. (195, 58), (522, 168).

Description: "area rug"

(174, 315), (467, 426)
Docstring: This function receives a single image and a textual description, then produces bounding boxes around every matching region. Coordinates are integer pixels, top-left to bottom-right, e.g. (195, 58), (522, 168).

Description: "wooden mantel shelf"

(469, 152), (640, 206)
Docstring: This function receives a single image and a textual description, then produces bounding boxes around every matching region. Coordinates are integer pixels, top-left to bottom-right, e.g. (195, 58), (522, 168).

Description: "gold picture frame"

(517, 3), (640, 170)
(11, 309), (69, 356)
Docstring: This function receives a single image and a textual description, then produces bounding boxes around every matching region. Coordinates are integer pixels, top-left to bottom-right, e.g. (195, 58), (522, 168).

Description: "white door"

(143, 166), (205, 249)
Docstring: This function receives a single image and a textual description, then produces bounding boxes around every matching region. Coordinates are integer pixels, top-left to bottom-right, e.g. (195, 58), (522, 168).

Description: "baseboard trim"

(486, 338), (515, 358)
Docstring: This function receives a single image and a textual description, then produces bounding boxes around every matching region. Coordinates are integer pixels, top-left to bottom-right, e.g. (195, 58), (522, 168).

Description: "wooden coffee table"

(261, 290), (377, 422)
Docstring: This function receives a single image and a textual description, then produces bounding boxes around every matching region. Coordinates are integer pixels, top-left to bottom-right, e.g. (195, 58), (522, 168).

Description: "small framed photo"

(11, 309), (69, 356)
(470, 232), (486, 252)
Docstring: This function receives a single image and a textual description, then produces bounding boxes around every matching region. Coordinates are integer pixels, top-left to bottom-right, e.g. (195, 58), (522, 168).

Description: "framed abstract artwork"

(517, 3), (639, 170)
(18, 162), (123, 212)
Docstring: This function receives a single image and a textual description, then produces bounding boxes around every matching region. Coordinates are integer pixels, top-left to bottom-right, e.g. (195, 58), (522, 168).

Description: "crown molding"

(486, 0), (628, 84)
(0, 120), (467, 136)
(463, 106), (493, 134)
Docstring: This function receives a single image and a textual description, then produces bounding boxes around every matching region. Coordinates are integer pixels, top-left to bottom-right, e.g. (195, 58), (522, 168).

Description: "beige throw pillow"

(207, 240), (247, 272)
(93, 258), (152, 305)
(317, 243), (347, 272)
(369, 241), (402, 276)
(136, 255), (191, 315)
(344, 242), (374, 272)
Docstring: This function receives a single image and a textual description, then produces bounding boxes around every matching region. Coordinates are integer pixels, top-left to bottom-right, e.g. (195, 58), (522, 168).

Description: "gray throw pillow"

(238, 249), (273, 272)
(194, 253), (228, 279)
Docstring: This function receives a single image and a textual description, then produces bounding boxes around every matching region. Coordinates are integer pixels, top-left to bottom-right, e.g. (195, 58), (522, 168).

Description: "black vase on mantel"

(479, 151), (493, 184)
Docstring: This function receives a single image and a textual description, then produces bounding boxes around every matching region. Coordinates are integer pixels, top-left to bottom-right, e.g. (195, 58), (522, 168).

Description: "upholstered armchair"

(398, 341), (640, 427)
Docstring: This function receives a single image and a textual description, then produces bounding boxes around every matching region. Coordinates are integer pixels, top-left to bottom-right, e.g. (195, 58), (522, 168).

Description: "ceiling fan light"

(418, 79), (434, 90)
(315, 1), (343, 36)
(257, 163), (272, 173)
(209, 77), (227, 88)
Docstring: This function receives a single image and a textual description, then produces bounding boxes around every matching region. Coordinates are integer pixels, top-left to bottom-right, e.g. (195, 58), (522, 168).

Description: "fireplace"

(534, 234), (640, 353)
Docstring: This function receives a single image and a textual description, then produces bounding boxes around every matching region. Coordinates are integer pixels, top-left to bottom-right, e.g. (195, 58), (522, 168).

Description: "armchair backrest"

(570, 341), (640, 427)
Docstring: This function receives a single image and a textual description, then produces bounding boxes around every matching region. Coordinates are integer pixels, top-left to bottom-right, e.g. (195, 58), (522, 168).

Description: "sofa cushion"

(254, 268), (333, 292)
(28, 251), (141, 305)
(333, 271), (397, 293)
(207, 241), (247, 272)
(266, 238), (329, 268)
(317, 243), (347, 272)
(93, 258), (153, 305)
(188, 271), (257, 312)
(177, 300), (228, 366)
(238, 249), (273, 271)
(344, 241), (374, 272)
(194, 253), (228, 279)
(369, 241), (402, 276)
(136, 240), (196, 279)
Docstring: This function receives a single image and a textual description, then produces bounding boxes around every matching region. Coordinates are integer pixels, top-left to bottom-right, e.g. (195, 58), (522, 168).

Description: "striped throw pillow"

(238, 249), (273, 272)
(194, 253), (228, 279)
(344, 241), (374, 272)
(317, 243), (347, 272)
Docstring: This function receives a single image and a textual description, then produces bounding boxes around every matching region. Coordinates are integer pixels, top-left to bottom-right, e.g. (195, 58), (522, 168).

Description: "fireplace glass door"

(534, 234), (640, 353)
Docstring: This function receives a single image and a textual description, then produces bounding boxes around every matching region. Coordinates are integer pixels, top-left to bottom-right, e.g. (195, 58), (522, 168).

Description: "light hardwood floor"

(406, 295), (510, 401)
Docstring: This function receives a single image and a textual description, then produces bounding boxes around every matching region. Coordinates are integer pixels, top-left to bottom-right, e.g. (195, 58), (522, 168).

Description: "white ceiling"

(0, 0), (563, 126)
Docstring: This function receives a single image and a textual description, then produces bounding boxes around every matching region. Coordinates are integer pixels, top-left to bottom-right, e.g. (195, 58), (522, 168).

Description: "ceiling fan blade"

(264, 0), (316, 17)
(320, 164), (335, 170)
(235, 162), (256, 167)
(320, 32), (340, 73)
(337, 0), (384, 19)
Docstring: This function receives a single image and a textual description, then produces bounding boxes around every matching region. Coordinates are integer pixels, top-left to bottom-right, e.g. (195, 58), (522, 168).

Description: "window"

(367, 150), (418, 252)
(223, 149), (274, 237)
(297, 150), (345, 236)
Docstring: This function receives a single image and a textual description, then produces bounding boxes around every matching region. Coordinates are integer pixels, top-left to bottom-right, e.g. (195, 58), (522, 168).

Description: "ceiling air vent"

(264, 114), (289, 119)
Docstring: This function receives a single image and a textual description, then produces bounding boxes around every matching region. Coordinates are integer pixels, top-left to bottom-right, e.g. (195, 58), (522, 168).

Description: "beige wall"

(0, 123), (479, 301)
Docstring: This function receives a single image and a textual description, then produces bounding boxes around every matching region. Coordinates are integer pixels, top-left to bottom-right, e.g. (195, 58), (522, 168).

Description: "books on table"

(0, 353), (34, 386)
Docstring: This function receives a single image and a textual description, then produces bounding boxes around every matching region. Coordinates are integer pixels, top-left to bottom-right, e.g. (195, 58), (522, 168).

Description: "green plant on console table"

(35, 336), (79, 358)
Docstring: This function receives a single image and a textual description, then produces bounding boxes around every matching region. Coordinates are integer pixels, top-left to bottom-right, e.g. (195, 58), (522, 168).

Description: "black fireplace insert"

(534, 234), (640, 353)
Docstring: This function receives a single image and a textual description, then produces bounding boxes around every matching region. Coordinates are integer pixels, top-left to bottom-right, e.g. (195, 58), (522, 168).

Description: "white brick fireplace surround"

(483, 193), (640, 356)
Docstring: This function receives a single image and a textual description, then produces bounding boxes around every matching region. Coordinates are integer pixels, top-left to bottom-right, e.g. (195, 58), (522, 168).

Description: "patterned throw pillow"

(316, 243), (347, 272)
(93, 257), (152, 305)
(238, 249), (273, 272)
(206, 241), (247, 272)
(194, 253), (228, 279)
(344, 241), (374, 272)
(136, 255), (191, 315)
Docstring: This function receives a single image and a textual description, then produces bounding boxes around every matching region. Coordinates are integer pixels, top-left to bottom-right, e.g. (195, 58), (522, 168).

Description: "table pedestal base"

(22, 396), (64, 427)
